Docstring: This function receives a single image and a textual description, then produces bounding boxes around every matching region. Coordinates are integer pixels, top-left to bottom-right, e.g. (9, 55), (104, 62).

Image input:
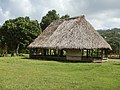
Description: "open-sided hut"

(28, 15), (111, 62)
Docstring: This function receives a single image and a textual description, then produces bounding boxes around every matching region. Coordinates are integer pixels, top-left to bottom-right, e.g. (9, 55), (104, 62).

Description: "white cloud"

(0, 7), (11, 25)
(0, 0), (36, 24)
(0, 0), (120, 29)
(8, 0), (34, 16)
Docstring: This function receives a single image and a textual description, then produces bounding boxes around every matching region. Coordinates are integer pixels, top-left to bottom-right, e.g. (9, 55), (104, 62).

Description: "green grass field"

(0, 56), (120, 90)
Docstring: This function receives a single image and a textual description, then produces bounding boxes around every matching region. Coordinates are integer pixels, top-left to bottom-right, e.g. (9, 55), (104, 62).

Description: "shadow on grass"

(113, 63), (120, 66)
(21, 57), (97, 63)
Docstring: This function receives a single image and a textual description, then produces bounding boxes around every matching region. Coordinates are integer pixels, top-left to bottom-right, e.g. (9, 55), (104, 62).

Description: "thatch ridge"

(28, 15), (111, 50)
(65, 15), (85, 20)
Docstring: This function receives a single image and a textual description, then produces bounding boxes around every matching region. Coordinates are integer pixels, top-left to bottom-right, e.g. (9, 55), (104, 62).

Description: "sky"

(0, 0), (120, 29)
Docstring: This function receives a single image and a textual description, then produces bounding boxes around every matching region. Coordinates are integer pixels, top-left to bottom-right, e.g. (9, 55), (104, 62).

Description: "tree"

(0, 25), (7, 56)
(98, 28), (120, 58)
(40, 10), (60, 31)
(60, 14), (70, 19)
(1, 16), (41, 56)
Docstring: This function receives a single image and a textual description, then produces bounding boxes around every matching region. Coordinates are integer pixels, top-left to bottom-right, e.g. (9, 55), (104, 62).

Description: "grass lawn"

(0, 56), (120, 90)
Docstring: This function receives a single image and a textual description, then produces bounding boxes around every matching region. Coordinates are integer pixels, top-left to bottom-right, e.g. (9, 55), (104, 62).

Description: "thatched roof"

(28, 15), (111, 50)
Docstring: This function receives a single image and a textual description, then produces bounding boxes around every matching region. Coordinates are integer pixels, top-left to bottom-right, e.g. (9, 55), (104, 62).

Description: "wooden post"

(101, 49), (103, 60)
(105, 49), (108, 58)
(60, 49), (63, 57)
(46, 49), (48, 56)
(86, 49), (89, 58)
(42, 49), (44, 56)
(44, 49), (46, 56)
(34, 49), (36, 55)
(97, 49), (99, 57)
(91, 49), (93, 58)
(82, 49), (84, 56)
(58, 50), (60, 56)
(56, 49), (58, 56)
(41, 49), (46, 56)
(81, 49), (84, 60)
(88, 50), (90, 56)
(36, 48), (39, 55)
(50, 49), (51, 56)
(54, 49), (56, 56)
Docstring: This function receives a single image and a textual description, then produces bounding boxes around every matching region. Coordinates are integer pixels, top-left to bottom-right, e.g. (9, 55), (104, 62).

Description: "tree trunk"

(16, 44), (20, 56)
(118, 43), (120, 58)
(4, 44), (7, 57)
(2, 49), (5, 57)
(118, 50), (120, 59)
(1, 44), (7, 57)
(11, 50), (15, 57)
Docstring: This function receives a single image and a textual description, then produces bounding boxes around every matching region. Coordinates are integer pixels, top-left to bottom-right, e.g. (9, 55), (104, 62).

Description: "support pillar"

(60, 49), (63, 57)
(81, 49), (84, 58)
(42, 49), (46, 56)
(86, 49), (89, 58)
(91, 49), (93, 58)
(97, 49), (99, 57)
(101, 49), (103, 60)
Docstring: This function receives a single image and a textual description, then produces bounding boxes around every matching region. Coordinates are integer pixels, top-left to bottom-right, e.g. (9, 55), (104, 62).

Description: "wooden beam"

(86, 49), (89, 58)
(54, 49), (56, 56)
(82, 49), (83, 57)
(91, 49), (93, 58)
(105, 49), (108, 58)
(50, 49), (51, 55)
(101, 49), (103, 59)
(97, 49), (99, 57)
(88, 49), (90, 56)
(60, 49), (63, 57)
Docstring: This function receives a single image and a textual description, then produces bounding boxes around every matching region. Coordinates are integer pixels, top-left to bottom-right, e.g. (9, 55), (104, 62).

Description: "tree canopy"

(98, 28), (120, 57)
(40, 10), (70, 31)
(40, 10), (60, 31)
(0, 16), (41, 56)
(60, 14), (70, 19)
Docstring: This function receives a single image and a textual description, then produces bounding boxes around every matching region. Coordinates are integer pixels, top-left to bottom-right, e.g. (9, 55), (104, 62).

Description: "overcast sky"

(0, 0), (120, 29)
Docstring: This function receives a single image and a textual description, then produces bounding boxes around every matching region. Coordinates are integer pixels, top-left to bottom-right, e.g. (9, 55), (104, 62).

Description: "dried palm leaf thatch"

(28, 15), (111, 50)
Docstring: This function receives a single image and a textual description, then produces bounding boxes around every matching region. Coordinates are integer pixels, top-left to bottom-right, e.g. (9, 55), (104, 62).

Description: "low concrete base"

(30, 55), (104, 62)
(30, 55), (66, 61)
